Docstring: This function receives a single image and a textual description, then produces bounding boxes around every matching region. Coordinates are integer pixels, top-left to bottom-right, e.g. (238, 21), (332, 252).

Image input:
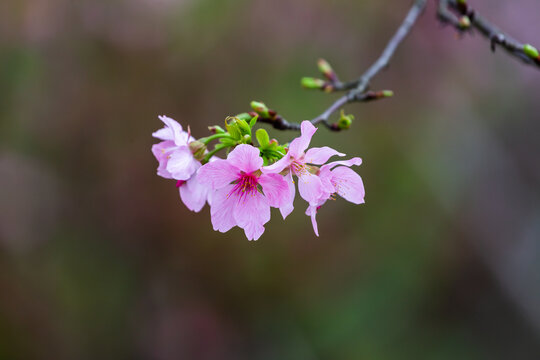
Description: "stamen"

(228, 173), (259, 202)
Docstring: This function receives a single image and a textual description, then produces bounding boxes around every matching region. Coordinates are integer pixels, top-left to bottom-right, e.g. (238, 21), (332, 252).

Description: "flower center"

(291, 160), (308, 176)
(229, 173), (259, 201)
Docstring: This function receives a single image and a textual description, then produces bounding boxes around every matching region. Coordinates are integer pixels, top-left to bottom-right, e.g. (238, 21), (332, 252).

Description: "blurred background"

(1, 0), (539, 358)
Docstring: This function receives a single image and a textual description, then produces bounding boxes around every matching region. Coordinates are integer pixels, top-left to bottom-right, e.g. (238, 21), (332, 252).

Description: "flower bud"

(208, 125), (225, 134)
(250, 101), (270, 118)
(337, 110), (353, 130)
(317, 59), (337, 81)
(301, 77), (326, 90)
(458, 16), (471, 29)
(235, 112), (252, 121)
(382, 90), (394, 98)
(189, 140), (206, 161)
(523, 44), (539, 59)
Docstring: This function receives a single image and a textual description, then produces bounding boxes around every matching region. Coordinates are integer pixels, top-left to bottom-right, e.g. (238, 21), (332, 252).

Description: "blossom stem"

(199, 133), (231, 145)
(437, 0), (540, 68)
(203, 144), (228, 164)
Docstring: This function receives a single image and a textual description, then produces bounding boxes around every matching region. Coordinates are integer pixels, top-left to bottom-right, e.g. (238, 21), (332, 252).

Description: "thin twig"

(258, 0), (427, 131)
(437, 0), (540, 68)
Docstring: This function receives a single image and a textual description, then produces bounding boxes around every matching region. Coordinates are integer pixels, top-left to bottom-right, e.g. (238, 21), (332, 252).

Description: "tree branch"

(255, 0), (538, 133)
(255, 0), (428, 131)
(437, 0), (540, 68)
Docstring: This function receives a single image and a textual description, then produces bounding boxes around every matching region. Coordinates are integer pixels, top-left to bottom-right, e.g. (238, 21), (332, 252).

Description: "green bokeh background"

(1, 0), (539, 359)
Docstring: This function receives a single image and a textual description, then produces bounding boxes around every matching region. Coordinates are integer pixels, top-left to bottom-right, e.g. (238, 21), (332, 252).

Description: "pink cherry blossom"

(262, 120), (344, 217)
(198, 144), (289, 240)
(151, 115), (200, 181)
(175, 157), (221, 213)
(306, 157), (365, 236)
(176, 175), (211, 213)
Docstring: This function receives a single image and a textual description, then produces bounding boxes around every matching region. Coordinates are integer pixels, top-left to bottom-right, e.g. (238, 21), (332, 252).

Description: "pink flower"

(306, 158), (365, 236)
(151, 115), (200, 180)
(198, 144), (289, 240)
(175, 156), (221, 213)
(176, 173), (212, 213)
(262, 120), (344, 218)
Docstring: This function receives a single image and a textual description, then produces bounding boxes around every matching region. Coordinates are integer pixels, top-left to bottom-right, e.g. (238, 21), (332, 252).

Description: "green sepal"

(249, 115), (258, 128)
(219, 137), (237, 147)
(225, 117), (242, 140)
(236, 118), (251, 135)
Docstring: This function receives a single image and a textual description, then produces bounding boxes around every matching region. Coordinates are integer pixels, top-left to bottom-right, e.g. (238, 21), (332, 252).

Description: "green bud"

(337, 110), (353, 130)
(317, 59), (336, 80)
(458, 16), (470, 29)
(301, 77), (326, 89)
(242, 134), (251, 143)
(250, 101), (270, 118)
(523, 44), (539, 59)
(188, 140), (206, 160)
(235, 112), (252, 121)
(382, 90), (394, 98)
(457, 0), (466, 4)
(255, 128), (270, 148)
(208, 125), (225, 134)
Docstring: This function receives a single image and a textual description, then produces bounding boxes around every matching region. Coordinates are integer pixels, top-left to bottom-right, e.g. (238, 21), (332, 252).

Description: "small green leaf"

(255, 128), (270, 148)
(249, 115), (258, 128)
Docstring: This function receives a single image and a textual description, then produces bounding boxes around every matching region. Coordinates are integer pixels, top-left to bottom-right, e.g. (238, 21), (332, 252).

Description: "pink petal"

(151, 141), (175, 179)
(227, 144), (263, 173)
(179, 174), (210, 212)
(233, 192), (270, 241)
(331, 167), (365, 204)
(261, 154), (291, 174)
(279, 171), (295, 219)
(166, 147), (201, 181)
(158, 115), (191, 146)
(152, 127), (173, 141)
(318, 167), (336, 196)
(258, 173), (289, 208)
(304, 146), (344, 165)
(288, 121), (317, 158)
(198, 159), (239, 189)
(321, 157), (363, 172)
(210, 185), (237, 233)
(297, 172), (324, 206)
(305, 205), (320, 237)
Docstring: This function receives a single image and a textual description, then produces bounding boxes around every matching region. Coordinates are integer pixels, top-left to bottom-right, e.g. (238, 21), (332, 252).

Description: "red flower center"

(228, 173), (259, 201)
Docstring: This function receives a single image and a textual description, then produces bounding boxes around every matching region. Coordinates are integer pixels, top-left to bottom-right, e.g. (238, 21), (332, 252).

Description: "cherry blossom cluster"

(151, 114), (365, 240)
